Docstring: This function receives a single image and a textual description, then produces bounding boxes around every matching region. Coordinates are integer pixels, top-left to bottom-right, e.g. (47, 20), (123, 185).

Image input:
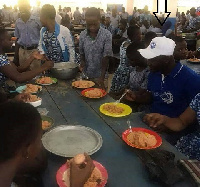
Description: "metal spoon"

(127, 120), (132, 132)
(115, 90), (129, 104)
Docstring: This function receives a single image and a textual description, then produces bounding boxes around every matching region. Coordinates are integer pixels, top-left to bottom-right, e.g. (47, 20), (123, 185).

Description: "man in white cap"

(129, 37), (200, 115)
(127, 36), (200, 144)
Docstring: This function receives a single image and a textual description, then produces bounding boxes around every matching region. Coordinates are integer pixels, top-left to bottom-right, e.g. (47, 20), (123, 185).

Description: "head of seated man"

(139, 37), (176, 75)
(170, 36), (188, 61)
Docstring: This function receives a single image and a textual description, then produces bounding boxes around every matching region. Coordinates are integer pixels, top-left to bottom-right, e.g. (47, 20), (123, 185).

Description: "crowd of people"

(0, 0), (200, 186)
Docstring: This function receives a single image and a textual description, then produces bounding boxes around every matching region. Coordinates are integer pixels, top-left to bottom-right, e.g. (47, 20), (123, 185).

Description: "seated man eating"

(127, 37), (200, 144)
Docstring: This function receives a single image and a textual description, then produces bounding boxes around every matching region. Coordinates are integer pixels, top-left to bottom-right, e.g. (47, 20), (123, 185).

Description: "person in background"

(123, 42), (149, 111)
(66, 7), (73, 21)
(1, 4), (11, 22)
(11, 5), (19, 23)
(61, 14), (73, 30)
(100, 9), (105, 18)
(110, 9), (120, 30)
(112, 19), (128, 53)
(79, 7), (113, 88)
(14, 0), (42, 70)
(106, 7), (111, 18)
(185, 7), (200, 31)
(143, 92), (200, 160)
(104, 16), (116, 35)
(0, 102), (95, 187)
(148, 18), (162, 33)
(144, 31), (157, 48)
(32, 0), (41, 17)
(73, 7), (81, 23)
(0, 29), (53, 84)
(38, 4), (75, 63)
(162, 20), (172, 37)
(170, 35), (188, 61)
(110, 25), (142, 94)
(140, 20), (149, 34)
(121, 7), (129, 22)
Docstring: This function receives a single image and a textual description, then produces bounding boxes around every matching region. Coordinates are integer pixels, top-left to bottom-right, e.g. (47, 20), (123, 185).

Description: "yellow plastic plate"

(100, 102), (132, 117)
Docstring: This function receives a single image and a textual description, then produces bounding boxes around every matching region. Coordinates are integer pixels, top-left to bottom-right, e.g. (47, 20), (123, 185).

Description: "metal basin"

(51, 62), (79, 80)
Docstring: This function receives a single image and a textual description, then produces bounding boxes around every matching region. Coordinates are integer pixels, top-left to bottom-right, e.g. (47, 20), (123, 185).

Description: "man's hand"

(124, 90), (136, 101)
(70, 153), (95, 187)
(143, 113), (169, 132)
(143, 113), (168, 128)
(32, 51), (47, 60)
(97, 78), (105, 90)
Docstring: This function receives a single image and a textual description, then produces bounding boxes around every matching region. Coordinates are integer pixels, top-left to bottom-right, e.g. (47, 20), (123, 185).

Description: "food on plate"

(83, 167), (102, 187)
(23, 84), (42, 93)
(102, 104), (124, 114)
(22, 94), (40, 103)
(127, 131), (157, 148)
(74, 154), (86, 165)
(42, 120), (51, 130)
(72, 80), (95, 88)
(188, 58), (200, 62)
(11, 37), (17, 41)
(85, 88), (103, 98)
(37, 77), (53, 84)
(63, 154), (102, 187)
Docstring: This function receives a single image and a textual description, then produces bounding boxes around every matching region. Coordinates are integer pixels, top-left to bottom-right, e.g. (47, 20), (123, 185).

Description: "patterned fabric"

(105, 25), (116, 35)
(43, 31), (64, 63)
(79, 27), (113, 78)
(129, 67), (149, 91)
(110, 40), (131, 92)
(188, 15), (200, 29)
(176, 93), (200, 160)
(15, 15), (41, 47)
(0, 54), (10, 82)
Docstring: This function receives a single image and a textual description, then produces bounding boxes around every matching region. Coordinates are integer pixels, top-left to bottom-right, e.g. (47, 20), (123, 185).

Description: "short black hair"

(41, 4), (56, 19)
(0, 102), (41, 162)
(169, 35), (185, 44)
(85, 7), (101, 19)
(144, 31), (157, 46)
(127, 25), (140, 39)
(0, 29), (7, 41)
(126, 41), (144, 58)
(119, 19), (127, 27)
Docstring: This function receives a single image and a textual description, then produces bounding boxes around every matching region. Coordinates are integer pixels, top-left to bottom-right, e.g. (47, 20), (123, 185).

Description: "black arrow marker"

(153, 0), (171, 26)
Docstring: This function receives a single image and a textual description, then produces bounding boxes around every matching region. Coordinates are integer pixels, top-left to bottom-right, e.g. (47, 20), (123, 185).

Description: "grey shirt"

(79, 27), (113, 78)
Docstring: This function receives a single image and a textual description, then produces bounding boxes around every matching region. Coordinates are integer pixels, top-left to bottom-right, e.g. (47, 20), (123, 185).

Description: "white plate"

(27, 98), (42, 107)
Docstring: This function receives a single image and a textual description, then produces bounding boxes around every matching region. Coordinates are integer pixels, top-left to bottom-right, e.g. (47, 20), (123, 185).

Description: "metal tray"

(42, 125), (103, 157)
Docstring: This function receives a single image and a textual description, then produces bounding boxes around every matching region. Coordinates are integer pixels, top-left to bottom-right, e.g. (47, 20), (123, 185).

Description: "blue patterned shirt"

(15, 15), (41, 47)
(176, 93), (200, 160)
(79, 27), (113, 78)
(43, 30), (64, 63)
(0, 54), (10, 83)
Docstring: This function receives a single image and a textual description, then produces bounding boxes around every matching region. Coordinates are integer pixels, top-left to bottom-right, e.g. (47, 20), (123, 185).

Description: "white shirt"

(110, 15), (120, 29)
(121, 12), (129, 20)
(55, 14), (62, 24)
(148, 26), (162, 33)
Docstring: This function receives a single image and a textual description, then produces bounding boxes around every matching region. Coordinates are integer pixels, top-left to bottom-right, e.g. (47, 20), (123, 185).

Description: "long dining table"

(38, 80), (193, 187)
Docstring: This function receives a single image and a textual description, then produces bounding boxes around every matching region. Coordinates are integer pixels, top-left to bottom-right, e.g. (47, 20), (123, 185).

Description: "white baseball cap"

(138, 37), (176, 59)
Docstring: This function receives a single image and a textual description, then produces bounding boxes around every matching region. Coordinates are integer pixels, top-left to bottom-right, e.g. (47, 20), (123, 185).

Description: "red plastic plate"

(56, 160), (108, 187)
(122, 127), (162, 149)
